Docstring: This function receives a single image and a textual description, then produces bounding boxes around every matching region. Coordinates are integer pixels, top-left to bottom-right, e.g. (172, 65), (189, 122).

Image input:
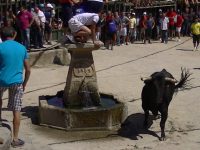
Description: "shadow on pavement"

(176, 48), (193, 51)
(0, 119), (11, 132)
(118, 113), (160, 140)
(21, 106), (39, 125)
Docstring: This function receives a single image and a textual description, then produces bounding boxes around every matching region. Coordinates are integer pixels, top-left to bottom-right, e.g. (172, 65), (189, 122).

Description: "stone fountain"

(39, 42), (127, 131)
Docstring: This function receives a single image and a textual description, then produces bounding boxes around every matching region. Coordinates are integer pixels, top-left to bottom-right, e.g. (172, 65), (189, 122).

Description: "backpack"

(108, 21), (117, 33)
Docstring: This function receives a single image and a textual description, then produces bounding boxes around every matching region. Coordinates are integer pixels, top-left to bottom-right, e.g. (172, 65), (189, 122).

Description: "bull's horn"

(141, 77), (152, 81)
(165, 77), (178, 83)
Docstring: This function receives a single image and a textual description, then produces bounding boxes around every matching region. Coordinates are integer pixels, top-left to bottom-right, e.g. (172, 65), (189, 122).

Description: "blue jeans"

(20, 28), (30, 49)
(116, 30), (121, 45)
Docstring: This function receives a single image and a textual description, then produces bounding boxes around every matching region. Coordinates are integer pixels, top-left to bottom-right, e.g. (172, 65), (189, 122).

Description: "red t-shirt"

(140, 16), (147, 28)
(17, 10), (33, 30)
(175, 15), (184, 27)
(166, 11), (177, 26)
(58, 0), (71, 3)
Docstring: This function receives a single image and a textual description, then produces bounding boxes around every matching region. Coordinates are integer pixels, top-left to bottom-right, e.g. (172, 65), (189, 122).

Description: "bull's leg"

(144, 110), (149, 128)
(160, 110), (168, 141)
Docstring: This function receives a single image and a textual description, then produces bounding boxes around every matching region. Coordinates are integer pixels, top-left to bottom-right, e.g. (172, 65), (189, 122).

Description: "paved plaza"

(1, 37), (200, 150)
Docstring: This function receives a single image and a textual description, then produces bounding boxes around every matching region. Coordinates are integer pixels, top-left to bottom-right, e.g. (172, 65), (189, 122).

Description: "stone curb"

(0, 123), (12, 150)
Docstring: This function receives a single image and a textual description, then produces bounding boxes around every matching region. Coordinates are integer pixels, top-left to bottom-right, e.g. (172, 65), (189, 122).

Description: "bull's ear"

(144, 80), (151, 84)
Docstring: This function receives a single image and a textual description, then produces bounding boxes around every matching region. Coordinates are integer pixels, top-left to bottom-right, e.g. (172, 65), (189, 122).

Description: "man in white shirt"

(161, 13), (169, 44)
(34, 6), (46, 44)
(68, 13), (101, 45)
(129, 13), (137, 43)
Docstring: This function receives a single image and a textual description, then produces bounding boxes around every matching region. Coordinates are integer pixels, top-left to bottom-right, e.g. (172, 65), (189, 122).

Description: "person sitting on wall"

(68, 12), (102, 46)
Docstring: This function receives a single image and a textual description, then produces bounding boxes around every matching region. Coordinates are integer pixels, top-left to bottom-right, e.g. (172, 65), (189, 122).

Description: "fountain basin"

(39, 92), (127, 131)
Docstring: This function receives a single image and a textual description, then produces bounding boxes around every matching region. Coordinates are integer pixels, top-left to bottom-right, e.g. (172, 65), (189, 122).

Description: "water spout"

(78, 76), (94, 107)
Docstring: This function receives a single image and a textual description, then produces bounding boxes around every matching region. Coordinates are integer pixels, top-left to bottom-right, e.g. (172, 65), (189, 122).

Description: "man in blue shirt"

(0, 27), (31, 148)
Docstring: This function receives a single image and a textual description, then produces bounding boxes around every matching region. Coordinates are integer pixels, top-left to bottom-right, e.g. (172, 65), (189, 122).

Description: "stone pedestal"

(63, 44), (101, 107)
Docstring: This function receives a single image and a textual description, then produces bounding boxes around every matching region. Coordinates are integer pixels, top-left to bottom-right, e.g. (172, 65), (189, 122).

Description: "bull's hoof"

(159, 136), (166, 141)
(154, 114), (161, 120)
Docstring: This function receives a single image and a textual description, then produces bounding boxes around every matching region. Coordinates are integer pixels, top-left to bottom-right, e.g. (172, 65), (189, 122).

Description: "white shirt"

(37, 10), (46, 23)
(73, 13), (99, 25)
(161, 17), (169, 30)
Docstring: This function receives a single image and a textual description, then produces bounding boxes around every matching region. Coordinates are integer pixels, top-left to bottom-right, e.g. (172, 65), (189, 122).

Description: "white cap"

(47, 3), (53, 8)
(132, 12), (135, 15)
(159, 9), (162, 12)
(143, 12), (147, 15)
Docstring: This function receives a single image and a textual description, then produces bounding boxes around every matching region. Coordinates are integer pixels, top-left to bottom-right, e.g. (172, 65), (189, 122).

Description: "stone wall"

(29, 48), (70, 67)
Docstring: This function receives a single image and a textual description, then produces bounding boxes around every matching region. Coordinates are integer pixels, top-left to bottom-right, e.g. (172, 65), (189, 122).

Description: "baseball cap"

(47, 3), (53, 9)
(143, 12), (147, 15)
(39, 4), (44, 8)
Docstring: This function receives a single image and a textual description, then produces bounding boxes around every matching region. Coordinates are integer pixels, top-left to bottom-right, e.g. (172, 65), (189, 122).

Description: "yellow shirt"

(191, 22), (200, 35)
(130, 18), (136, 29)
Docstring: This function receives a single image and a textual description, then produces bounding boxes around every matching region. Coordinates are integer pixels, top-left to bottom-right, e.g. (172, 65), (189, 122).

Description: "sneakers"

(111, 44), (113, 50)
(11, 139), (25, 148)
(193, 46), (199, 51)
(47, 41), (52, 45)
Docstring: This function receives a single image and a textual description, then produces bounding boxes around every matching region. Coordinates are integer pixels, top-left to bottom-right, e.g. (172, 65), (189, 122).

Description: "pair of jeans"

(116, 30), (121, 45)
(32, 26), (43, 48)
(181, 20), (190, 36)
(20, 28), (30, 49)
(161, 30), (168, 43)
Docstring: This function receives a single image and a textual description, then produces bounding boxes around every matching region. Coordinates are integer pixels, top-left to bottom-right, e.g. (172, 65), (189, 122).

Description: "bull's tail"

(175, 68), (192, 90)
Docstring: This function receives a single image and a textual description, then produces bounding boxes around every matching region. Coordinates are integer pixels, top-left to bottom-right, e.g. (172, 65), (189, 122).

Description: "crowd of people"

(95, 7), (200, 50)
(0, 1), (199, 50)
(0, 2), (62, 50)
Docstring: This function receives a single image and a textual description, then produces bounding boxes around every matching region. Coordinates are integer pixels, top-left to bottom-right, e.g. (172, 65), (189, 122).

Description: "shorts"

(68, 18), (84, 33)
(176, 27), (181, 33)
(120, 27), (127, 36)
(108, 31), (116, 39)
(0, 84), (23, 111)
(45, 23), (52, 33)
(192, 34), (200, 43)
(169, 25), (175, 31)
